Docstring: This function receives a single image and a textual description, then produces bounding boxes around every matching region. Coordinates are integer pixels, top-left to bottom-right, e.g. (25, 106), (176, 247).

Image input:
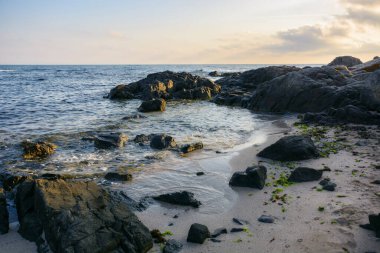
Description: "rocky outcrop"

(153, 191), (201, 208)
(108, 71), (221, 100)
(21, 140), (56, 159)
(288, 167), (323, 182)
(352, 57), (380, 73)
(0, 187), (9, 234)
(0, 173), (30, 191)
(138, 99), (166, 112)
(16, 179), (153, 253)
(94, 133), (128, 149)
(328, 56), (362, 67)
(257, 136), (319, 161)
(150, 134), (177, 149)
(229, 165), (267, 189)
(187, 223), (210, 244)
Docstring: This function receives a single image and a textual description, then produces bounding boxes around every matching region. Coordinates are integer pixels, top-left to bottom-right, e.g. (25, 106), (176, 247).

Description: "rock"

(108, 71), (221, 100)
(327, 56), (362, 67)
(288, 167), (323, 182)
(196, 172), (205, 176)
(352, 57), (380, 72)
(209, 71), (240, 78)
(209, 71), (221, 77)
(258, 215), (274, 223)
(0, 188), (9, 234)
(371, 180), (380, 185)
(375, 56), (379, 60)
(94, 133), (128, 149)
(322, 182), (337, 191)
(153, 191), (201, 208)
(150, 134), (177, 149)
(187, 223), (210, 244)
(138, 99), (166, 112)
(0, 173), (30, 191)
(210, 238), (221, 243)
(362, 214), (380, 238)
(40, 173), (64, 180)
(257, 136), (319, 161)
(229, 165), (267, 189)
(122, 114), (147, 120)
(211, 228), (227, 238)
(232, 218), (249, 225)
(15, 179), (153, 252)
(104, 172), (132, 181)
(163, 239), (183, 253)
(180, 142), (203, 153)
(319, 178), (331, 186)
(21, 140), (56, 159)
(230, 228), (244, 233)
(150, 229), (166, 243)
(134, 134), (153, 144)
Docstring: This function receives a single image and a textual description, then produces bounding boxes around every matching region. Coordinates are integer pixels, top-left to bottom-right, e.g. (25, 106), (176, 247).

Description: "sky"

(0, 0), (379, 64)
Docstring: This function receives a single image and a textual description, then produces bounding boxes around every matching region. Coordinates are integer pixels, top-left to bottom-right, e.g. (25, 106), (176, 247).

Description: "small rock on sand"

(187, 223), (210, 244)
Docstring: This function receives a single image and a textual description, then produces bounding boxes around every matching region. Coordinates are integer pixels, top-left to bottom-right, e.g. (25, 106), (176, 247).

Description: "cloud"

(345, 8), (380, 26)
(340, 0), (380, 7)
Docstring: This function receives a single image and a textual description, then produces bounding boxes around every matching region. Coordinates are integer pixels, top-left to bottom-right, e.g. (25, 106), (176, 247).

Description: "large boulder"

(21, 140), (56, 159)
(187, 223), (210, 244)
(351, 57), (380, 73)
(138, 99), (166, 112)
(94, 133), (128, 149)
(15, 179), (153, 253)
(0, 187), (9, 234)
(328, 56), (362, 67)
(229, 165), (267, 189)
(153, 191), (201, 208)
(288, 167), (323, 182)
(257, 136), (319, 161)
(108, 71), (221, 100)
(150, 134), (177, 149)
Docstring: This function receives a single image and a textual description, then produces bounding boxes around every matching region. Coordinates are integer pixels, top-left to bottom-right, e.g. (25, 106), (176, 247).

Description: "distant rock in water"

(153, 191), (201, 208)
(0, 187), (9, 234)
(21, 140), (56, 159)
(15, 179), (153, 252)
(138, 99), (166, 112)
(180, 142), (203, 153)
(288, 167), (323, 182)
(150, 134), (177, 149)
(104, 172), (132, 181)
(257, 136), (319, 161)
(209, 71), (241, 78)
(229, 165), (267, 189)
(108, 71), (221, 100)
(327, 56), (362, 67)
(94, 133), (128, 149)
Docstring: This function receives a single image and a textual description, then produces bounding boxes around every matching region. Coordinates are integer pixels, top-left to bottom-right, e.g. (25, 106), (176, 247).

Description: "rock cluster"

(21, 140), (56, 159)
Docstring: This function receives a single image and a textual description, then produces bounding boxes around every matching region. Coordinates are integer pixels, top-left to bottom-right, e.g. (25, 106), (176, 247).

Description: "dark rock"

(210, 238), (221, 243)
(187, 223), (210, 244)
(134, 134), (153, 144)
(122, 114), (147, 120)
(138, 99), (166, 112)
(327, 56), (362, 67)
(153, 191), (201, 208)
(209, 71), (240, 78)
(0, 173), (30, 191)
(163, 239), (183, 253)
(229, 165), (267, 189)
(230, 228), (244, 233)
(0, 188), (9, 234)
(94, 133), (128, 149)
(360, 223), (373, 230)
(369, 214), (380, 238)
(104, 172), (132, 182)
(39, 173), (63, 180)
(232, 218), (249, 225)
(180, 142), (203, 153)
(371, 180), (380, 185)
(16, 179), (153, 252)
(196, 172), (205, 176)
(209, 71), (221, 77)
(319, 178), (331, 186)
(288, 167), (323, 182)
(257, 136), (319, 161)
(322, 182), (337, 191)
(258, 215), (274, 223)
(150, 134), (177, 149)
(352, 57), (380, 72)
(108, 71), (221, 100)
(21, 140), (56, 159)
(211, 228), (227, 238)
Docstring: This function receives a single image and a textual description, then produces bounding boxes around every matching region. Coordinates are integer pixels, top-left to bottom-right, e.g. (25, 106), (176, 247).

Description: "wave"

(0, 69), (15, 72)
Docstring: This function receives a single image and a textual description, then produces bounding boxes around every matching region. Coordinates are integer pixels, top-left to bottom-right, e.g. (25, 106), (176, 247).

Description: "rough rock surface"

(180, 142), (203, 153)
(138, 99), (166, 112)
(94, 133), (128, 149)
(0, 173), (30, 191)
(257, 136), (319, 161)
(150, 134), (177, 149)
(16, 179), (153, 253)
(0, 187), (9, 234)
(21, 140), (56, 159)
(327, 56), (362, 67)
(108, 71), (221, 100)
(153, 191), (201, 208)
(229, 165), (267, 189)
(187, 223), (210, 244)
(288, 167), (323, 182)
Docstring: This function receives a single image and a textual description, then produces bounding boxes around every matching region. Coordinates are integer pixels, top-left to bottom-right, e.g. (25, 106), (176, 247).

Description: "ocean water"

(0, 64), (300, 213)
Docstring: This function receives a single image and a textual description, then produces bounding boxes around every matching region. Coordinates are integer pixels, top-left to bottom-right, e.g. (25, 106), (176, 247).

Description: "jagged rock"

(108, 71), (220, 100)
(150, 134), (176, 149)
(180, 142), (203, 153)
(187, 223), (210, 244)
(153, 191), (201, 208)
(328, 56), (362, 67)
(163, 239), (183, 253)
(257, 136), (319, 161)
(288, 167), (323, 182)
(104, 172), (132, 181)
(16, 179), (153, 252)
(94, 133), (128, 149)
(229, 165), (267, 189)
(0, 188), (9, 234)
(138, 99), (166, 112)
(21, 140), (56, 159)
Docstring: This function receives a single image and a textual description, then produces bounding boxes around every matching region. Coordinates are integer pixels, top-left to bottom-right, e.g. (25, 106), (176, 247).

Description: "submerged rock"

(229, 165), (267, 189)
(257, 136), (319, 161)
(122, 113), (147, 120)
(327, 56), (362, 67)
(21, 140), (56, 159)
(180, 142), (203, 153)
(0, 188), (9, 234)
(150, 134), (177, 149)
(187, 223), (210, 244)
(153, 191), (201, 208)
(104, 172), (132, 182)
(15, 179), (153, 252)
(288, 167), (323, 182)
(94, 133), (128, 149)
(138, 99), (166, 112)
(163, 239), (183, 253)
